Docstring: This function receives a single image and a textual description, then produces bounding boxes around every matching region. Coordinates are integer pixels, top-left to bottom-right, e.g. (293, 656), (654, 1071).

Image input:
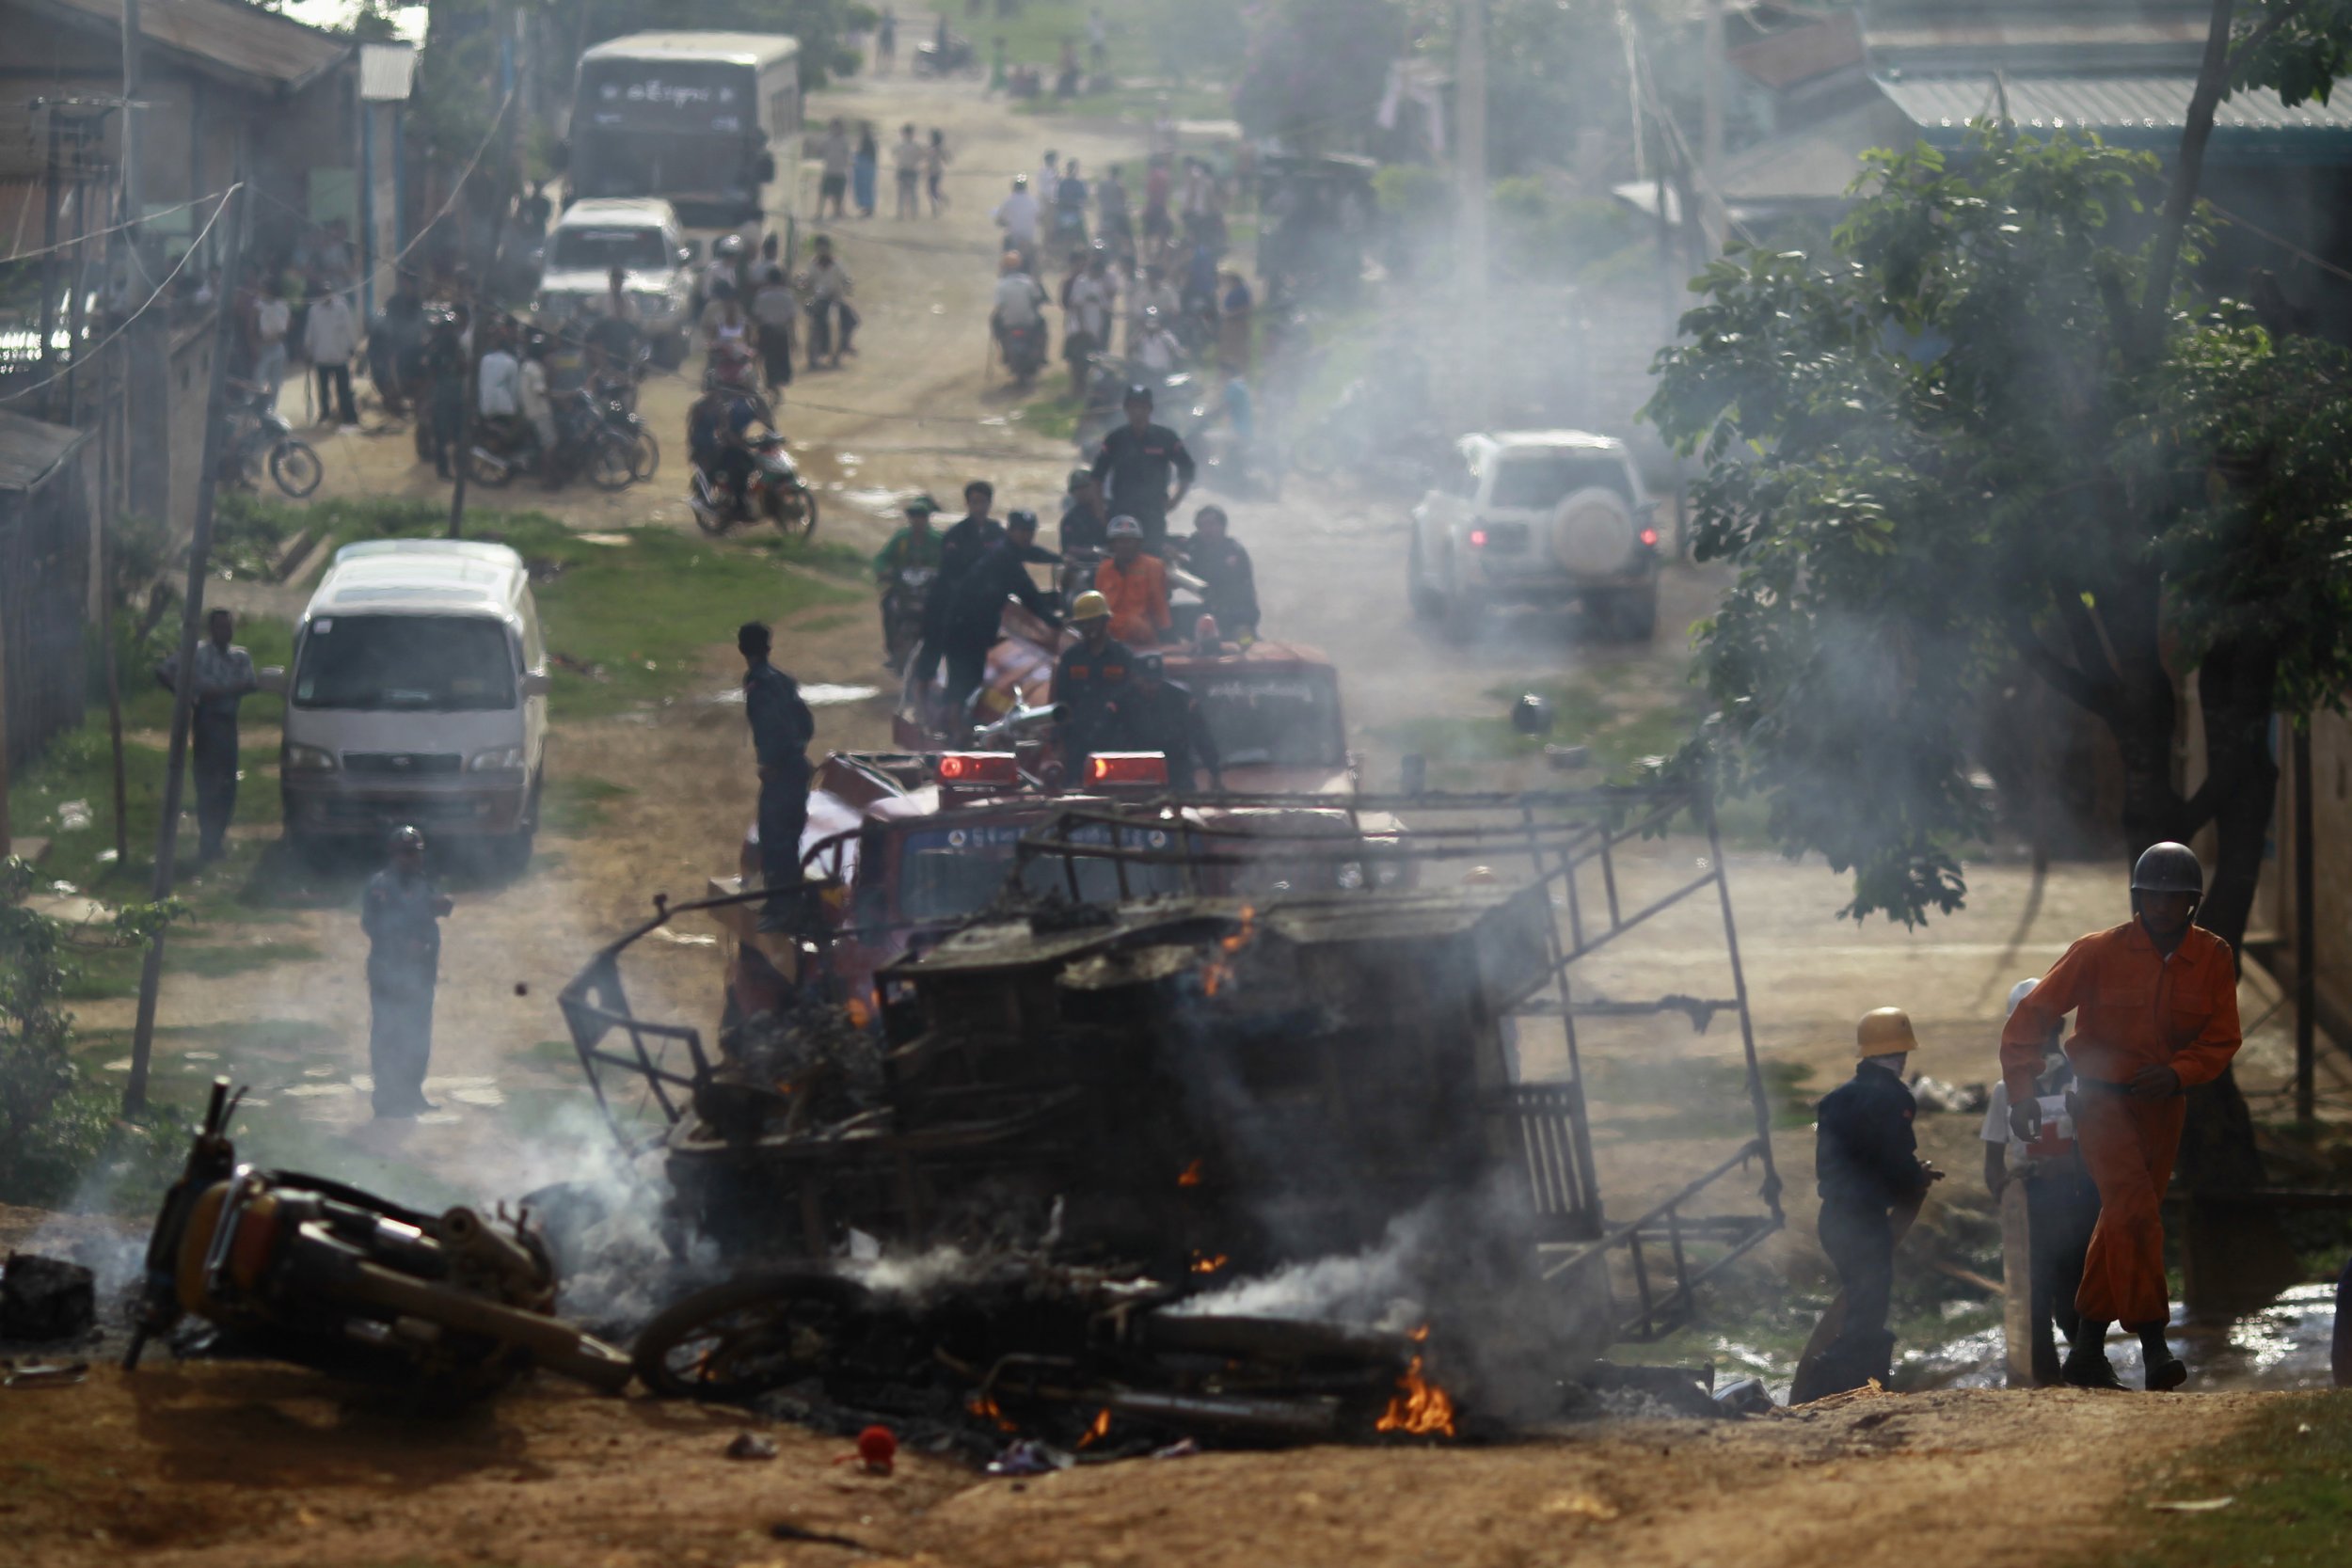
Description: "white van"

(260, 540), (551, 866)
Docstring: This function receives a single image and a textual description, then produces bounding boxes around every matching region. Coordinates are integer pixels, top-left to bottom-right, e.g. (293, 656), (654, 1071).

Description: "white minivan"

(260, 540), (551, 867)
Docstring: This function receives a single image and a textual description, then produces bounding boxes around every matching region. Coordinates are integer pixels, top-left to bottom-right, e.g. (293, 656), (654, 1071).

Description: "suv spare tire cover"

(1549, 484), (1636, 576)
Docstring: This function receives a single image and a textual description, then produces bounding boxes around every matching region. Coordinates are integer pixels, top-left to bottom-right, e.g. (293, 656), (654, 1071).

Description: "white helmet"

(1107, 515), (1143, 540)
(2006, 977), (2040, 1018)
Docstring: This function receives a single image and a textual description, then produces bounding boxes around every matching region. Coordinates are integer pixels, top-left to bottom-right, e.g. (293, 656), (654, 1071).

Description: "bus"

(564, 32), (803, 259)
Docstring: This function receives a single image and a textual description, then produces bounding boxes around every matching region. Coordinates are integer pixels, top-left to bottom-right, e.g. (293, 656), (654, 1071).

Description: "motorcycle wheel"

(771, 483), (819, 543)
(467, 447), (515, 488)
(633, 1270), (879, 1400)
(1290, 426), (1340, 480)
(269, 439), (323, 499)
(628, 428), (660, 482)
(586, 436), (636, 493)
(690, 483), (731, 536)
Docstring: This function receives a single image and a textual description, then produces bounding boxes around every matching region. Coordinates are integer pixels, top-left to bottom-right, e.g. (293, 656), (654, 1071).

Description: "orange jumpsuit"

(1999, 920), (2240, 1328)
(1096, 553), (1170, 647)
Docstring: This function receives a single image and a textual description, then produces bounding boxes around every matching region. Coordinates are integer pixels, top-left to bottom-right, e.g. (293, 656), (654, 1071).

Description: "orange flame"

(1189, 1252), (1229, 1275)
(1375, 1329), (1457, 1437)
(1200, 906), (1258, 998)
(966, 1393), (1019, 1433)
(1074, 1408), (1113, 1449)
(1177, 1159), (1204, 1188)
(845, 992), (873, 1029)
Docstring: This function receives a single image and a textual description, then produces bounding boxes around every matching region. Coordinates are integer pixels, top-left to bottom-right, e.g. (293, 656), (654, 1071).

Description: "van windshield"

(293, 615), (516, 712)
(548, 226), (671, 272)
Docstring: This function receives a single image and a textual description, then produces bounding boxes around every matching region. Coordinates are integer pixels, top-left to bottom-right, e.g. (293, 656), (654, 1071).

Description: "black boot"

(2137, 1322), (2186, 1391)
(2061, 1318), (2124, 1389)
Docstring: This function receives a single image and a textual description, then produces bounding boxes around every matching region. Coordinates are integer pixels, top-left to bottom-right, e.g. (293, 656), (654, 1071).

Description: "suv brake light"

(1639, 527), (1660, 547)
(937, 752), (1019, 786)
(1085, 752), (1169, 787)
(1468, 528), (1489, 547)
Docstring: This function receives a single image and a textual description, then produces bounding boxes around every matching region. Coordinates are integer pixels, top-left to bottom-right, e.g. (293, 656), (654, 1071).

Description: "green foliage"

(1371, 161), (1448, 220)
(1645, 126), (2352, 927)
(0, 857), (185, 1204)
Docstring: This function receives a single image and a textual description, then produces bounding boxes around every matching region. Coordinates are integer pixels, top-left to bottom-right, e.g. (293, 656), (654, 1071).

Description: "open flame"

(1375, 1327), (1457, 1438)
(1188, 1251), (1229, 1275)
(1177, 1159), (1204, 1188)
(1200, 905), (1258, 998)
(845, 992), (873, 1029)
(1074, 1407), (1113, 1449)
(966, 1393), (1019, 1433)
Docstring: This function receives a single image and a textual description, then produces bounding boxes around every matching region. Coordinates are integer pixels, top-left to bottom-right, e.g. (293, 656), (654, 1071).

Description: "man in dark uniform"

(1174, 504), (1259, 642)
(1060, 467), (1111, 554)
(362, 825), (452, 1119)
(739, 622), (817, 931)
(1089, 384), (1195, 555)
(1807, 1006), (1943, 1397)
(1053, 590), (1134, 775)
(156, 608), (257, 863)
(913, 480), (1003, 689)
(1124, 653), (1220, 791)
(941, 508), (1063, 729)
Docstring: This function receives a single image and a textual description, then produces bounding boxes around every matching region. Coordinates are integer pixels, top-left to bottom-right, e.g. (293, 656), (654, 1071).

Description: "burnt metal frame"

(1009, 783), (1786, 1343)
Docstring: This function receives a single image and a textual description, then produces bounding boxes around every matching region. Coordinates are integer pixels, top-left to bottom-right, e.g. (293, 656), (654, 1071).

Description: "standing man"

(1089, 384), (1195, 555)
(877, 5), (898, 70)
(912, 482), (1005, 693)
(1063, 248), (1115, 399)
(1053, 591), (1135, 774)
(155, 608), (257, 863)
(304, 281), (360, 427)
(1124, 653), (1220, 792)
(1805, 1006), (1944, 1400)
(2001, 843), (2241, 1391)
(1175, 504), (1259, 642)
(1983, 975), (2103, 1386)
(941, 508), (1063, 729)
(1060, 467), (1111, 554)
(740, 623), (817, 933)
(252, 277), (292, 401)
(893, 123), (924, 219)
(362, 825), (452, 1120)
(804, 236), (857, 366)
(818, 118), (852, 220)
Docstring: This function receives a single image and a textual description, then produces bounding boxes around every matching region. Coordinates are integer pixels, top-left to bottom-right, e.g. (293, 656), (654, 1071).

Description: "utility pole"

(121, 0), (169, 532)
(1455, 0), (1489, 429)
(39, 106), (64, 386)
(124, 163), (248, 1118)
(2295, 726), (2315, 1123)
(1699, 0), (1725, 254)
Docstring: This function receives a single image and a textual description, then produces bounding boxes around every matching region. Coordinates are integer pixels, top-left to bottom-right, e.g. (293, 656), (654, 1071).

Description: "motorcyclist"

(689, 345), (771, 519)
(698, 231), (747, 322)
(991, 251), (1049, 366)
(873, 494), (944, 671)
(993, 174), (1041, 269)
(941, 507), (1063, 730)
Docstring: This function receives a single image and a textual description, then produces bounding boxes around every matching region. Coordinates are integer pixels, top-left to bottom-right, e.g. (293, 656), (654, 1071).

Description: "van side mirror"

(256, 666), (287, 694)
(521, 671), (553, 697)
(683, 238), (703, 262)
(675, 245), (693, 267)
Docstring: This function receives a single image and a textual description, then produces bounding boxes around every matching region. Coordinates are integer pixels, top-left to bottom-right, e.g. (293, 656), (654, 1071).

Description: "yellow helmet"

(1070, 590), (1111, 623)
(1855, 1006), (1917, 1056)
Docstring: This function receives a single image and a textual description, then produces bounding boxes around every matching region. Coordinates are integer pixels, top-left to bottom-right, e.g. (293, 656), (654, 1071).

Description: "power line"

(0, 188), (224, 266)
(0, 182), (239, 406)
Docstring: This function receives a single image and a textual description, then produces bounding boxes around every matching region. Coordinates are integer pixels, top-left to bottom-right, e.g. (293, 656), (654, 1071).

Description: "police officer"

(1125, 652), (1220, 791)
(1060, 467), (1111, 553)
(739, 622), (817, 932)
(362, 825), (452, 1119)
(914, 480), (1004, 689)
(156, 607), (257, 862)
(1804, 1006), (1944, 1399)
(1089, 384), (1196, 554)
(942, 508), (1063, 729)
(1054, 590), (1134, 773)
(1175, 504), (1259, 642)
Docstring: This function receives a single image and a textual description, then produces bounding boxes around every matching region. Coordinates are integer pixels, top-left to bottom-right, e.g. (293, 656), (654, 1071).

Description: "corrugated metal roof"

(358, 40), (416, 102)
(1879, 74), (2352, 158)
(0, 408), (87, 493)
(38, 0), (350, 95)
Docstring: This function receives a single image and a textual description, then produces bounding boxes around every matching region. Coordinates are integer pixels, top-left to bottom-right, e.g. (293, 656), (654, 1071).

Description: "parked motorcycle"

(125, 1079), (633, 1402)
(590, 367), (659, 481)
(469, 392), (636, 492)
(690, 433), (820, 541)
(882, 563), (936, 672)
(224, 381), (324, 499)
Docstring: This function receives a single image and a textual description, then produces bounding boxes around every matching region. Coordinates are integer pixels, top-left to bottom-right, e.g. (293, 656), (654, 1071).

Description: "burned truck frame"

(560, 784), (1783, 1347)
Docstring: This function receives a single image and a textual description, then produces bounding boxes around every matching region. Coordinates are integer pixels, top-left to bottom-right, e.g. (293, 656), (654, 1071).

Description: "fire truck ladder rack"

(1010, 782), (1785, 1344)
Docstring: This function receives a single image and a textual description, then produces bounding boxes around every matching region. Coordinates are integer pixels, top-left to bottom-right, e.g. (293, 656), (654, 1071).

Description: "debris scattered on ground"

(854, 1426), (898, 1475)
(771, 1521), (873, 1551)
(1584, 1363), (1724, 1421)
(703, 996), (886, 1138)
(724, 1432), (779, 1461)
(2147, 1497), (2235, 1513)
(988, 1439), (1074, 1476)
(1541, 1491), (1622, 1522)
(2, 1254), (96, 1342)
(2, 1358), (89, 1388)
(1712, 1377), (1776, 1417)
(54, 799), (92, 832)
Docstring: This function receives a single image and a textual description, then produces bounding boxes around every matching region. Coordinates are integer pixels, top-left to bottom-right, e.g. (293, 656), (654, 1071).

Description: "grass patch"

(1375, 669), (1701, 787)
(2093, 1392), (2352, 1566)
(540, 775), (633, 835)
(61, 936), (322, 1002)
(1016, 385), (1088, 442)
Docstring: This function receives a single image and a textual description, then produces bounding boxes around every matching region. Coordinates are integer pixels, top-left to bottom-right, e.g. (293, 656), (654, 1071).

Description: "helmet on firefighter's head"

(2131, 841), (2204, 896)
(1107, 515), (1143, 540)
(1071, 590), (1111, 623)
(388, 824), (426, 856)
(1855, 1006), (1918, 1057)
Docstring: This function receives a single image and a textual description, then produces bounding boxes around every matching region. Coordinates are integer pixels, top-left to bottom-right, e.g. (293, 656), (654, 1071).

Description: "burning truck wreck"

(558, 780), (1785, 1449)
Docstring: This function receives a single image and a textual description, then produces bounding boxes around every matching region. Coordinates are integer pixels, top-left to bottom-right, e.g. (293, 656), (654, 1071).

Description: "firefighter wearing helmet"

(1053, 588), (1134, 775)
(1797, 1006), (1944, 1401)
(1999, 842), (2241, 1391)
(361, 825), (453, 1119)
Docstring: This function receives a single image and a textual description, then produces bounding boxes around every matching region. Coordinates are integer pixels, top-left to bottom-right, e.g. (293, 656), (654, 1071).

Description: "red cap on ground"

(857, 1425), (898, 1474)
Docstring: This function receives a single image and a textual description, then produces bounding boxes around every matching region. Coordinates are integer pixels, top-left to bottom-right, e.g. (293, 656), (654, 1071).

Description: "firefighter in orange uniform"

(1094, 515), (1170, 646)
(2000, 842), (2240, 1391)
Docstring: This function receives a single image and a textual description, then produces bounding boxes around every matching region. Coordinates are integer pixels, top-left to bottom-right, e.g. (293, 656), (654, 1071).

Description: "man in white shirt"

(1981, 975), (2103, 1386)
(818, 118), (851, 219)
(1129, 263), (1181, 356)
(517, 339), (556, 455)
(252, 282), (292, 400)
(892, 122), (924, 219)
(993, 175), (1040, 264)
(1134, 305), (1183, 374)
(1062, 251), (1116, 397)
(303, 283), (360, 426)
(477, 336), (520, 419)
(1037, 150), (1061, 201)
(993, 255), (1046, 331)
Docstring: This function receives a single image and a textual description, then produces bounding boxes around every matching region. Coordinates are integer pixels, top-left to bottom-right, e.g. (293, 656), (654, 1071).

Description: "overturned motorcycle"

(125, 1079), (633, 1402)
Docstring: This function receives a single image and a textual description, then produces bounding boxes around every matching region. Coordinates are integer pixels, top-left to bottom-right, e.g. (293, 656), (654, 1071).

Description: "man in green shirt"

(875, 495), (945, 671)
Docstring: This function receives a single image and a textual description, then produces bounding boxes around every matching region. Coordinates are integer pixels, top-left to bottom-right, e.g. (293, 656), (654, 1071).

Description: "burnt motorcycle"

(125, 1079), (634, 1402)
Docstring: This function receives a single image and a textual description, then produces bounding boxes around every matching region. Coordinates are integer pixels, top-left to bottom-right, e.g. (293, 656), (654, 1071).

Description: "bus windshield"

(571, 58), (762, 213)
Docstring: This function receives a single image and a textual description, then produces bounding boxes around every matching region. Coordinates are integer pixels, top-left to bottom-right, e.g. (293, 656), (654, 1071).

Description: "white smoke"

(1171, 1202), (1439, 1330)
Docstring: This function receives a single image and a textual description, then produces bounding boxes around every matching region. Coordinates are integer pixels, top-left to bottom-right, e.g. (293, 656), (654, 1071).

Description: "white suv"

(1406, 431), (1663, 641)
